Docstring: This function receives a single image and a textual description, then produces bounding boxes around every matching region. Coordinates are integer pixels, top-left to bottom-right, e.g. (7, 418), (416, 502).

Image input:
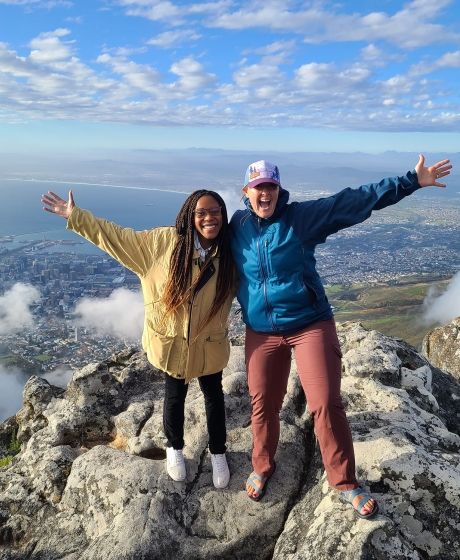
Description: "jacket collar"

(192, 233), (219, 262)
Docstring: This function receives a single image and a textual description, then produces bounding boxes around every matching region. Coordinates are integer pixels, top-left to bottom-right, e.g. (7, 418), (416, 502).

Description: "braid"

(162, 190), (234, 328)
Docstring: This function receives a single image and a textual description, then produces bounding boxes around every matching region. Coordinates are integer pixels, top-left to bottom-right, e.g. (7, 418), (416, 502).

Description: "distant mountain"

(1, 149), (458, 197)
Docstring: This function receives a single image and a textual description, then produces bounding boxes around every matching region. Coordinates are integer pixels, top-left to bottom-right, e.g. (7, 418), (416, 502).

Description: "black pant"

(163, 371), (227, 454)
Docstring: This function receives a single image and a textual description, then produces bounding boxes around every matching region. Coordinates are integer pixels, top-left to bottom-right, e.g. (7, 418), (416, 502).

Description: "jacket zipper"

(256, 218), (276, 331)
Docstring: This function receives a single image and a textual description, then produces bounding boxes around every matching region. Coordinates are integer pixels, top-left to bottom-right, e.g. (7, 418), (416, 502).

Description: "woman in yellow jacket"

(42, 189), (235, 488)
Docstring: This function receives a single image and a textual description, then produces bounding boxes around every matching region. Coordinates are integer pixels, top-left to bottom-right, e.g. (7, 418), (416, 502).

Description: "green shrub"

(7, 430), (21, 454)
(0, 456), (14, 468)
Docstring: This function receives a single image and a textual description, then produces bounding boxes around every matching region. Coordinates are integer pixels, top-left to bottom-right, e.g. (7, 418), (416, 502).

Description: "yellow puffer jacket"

(67, 207), (234, 382)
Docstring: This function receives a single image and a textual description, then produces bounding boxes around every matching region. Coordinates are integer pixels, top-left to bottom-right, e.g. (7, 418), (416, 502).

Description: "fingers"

(433, 158), (450, 168)
(432, 159), (451, 188)
(41, 191), (65, 205)
(417, 153), (425, 167)
(433, 162), (452, 175)
(41, 190), (70, 216)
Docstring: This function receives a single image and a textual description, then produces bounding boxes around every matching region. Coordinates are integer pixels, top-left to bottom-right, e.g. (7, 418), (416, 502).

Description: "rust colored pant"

(245, 318), (357, 490)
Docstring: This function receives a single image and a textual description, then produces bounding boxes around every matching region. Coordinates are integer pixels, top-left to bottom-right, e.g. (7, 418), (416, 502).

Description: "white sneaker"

(166, 447), (186, 481)
(211, 453), (230, 489)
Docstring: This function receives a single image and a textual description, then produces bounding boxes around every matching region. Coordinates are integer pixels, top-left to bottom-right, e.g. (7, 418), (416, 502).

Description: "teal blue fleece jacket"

(230, 171), (421, 333)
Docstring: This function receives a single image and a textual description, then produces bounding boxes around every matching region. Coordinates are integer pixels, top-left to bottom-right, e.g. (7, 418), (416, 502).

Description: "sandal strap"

(342, 486), (364, 502)
(246, 472), (267, 496)
(342, 487), (375, 513)
(247, 472), (266, 489)
(353, 493), (374, 512)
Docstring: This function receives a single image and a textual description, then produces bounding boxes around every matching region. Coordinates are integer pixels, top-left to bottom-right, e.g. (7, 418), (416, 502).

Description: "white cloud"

(117, 0), (184, 22)
(0, 365), (25, 421)
(117, 0), (231, 23)
(249, 39), (296, 57)
(29, 28), (73, 64)
(233, 61), (281, 89)
(208, 0), (459, 49)
(0, 365), (72, 422)
(410, 50), (460, 76)
(43, 366), (73, 388)
(382, 74), (413, 94)
(218, 187), (244, 218)
(98, 53), (161, 94)
(170, 57), (216, 91)
(147, 29), (201, 48)
(423, 272), (460, 325)
(73, 288), (144, 341)
(0, 283), (41, 335)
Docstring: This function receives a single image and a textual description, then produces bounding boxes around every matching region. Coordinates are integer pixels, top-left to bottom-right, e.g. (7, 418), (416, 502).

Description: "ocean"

(0, 179), (189, 247)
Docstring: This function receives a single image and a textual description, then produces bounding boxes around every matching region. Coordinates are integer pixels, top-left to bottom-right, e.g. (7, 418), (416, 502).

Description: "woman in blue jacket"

(230, 155), (451, 518)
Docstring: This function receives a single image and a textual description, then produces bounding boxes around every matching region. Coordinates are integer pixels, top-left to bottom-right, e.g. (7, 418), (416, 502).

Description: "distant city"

(0, 191), (459, 376)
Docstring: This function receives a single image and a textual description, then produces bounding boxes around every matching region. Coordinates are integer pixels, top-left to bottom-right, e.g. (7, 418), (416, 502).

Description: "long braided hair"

(162, 189), (234, 329)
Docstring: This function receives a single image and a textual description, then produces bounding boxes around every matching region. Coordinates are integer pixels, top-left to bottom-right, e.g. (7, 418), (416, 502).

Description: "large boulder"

(0, 323), (459, 560)
(422, 317), (460, 380)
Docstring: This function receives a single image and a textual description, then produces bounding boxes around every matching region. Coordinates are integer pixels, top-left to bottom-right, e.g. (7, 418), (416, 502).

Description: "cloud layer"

(73, 288), (144, 341)
(0, 283), (41, 335)
(423, 272), (460, 325)
(0, 0), (459, 131)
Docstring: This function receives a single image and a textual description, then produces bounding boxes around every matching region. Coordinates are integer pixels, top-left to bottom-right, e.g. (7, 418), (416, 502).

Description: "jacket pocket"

(203, 331), (230, 374)
(302, 280), (319, 307)
(147, 329), (182, 374)
(145, 300), (178, 337)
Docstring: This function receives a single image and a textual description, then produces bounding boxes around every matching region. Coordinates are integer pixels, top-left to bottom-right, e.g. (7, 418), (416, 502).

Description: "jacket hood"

(243, 187), (290, 221)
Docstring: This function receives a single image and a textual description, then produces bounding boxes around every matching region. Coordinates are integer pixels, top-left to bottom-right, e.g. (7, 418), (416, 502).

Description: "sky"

(0, 0), (460, 154)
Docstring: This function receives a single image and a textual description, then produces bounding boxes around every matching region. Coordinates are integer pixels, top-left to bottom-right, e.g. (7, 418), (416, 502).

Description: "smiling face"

(193, 194), (223, 248)
(243, 182), (280, 219)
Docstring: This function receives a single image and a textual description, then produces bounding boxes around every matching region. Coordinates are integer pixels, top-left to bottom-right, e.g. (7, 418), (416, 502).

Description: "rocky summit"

(0, 321), (459, 560)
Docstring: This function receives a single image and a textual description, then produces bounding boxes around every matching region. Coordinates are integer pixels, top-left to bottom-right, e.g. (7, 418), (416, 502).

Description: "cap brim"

(245, 178), (280, 189)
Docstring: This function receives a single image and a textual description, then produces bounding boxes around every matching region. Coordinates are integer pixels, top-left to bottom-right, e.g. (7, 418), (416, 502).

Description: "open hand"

(41, 190), (75, 219)
(415, 154), (452, 188)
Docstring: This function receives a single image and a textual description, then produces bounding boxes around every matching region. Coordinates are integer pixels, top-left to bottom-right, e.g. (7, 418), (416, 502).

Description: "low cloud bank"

(0, 366), (25, 422)
(74, 288), (144, 341)
(218, 187), (244, 219)
(423, 272), (460, 325)
(0, 283), (41, 335)
(0, 366), (74, 423)
(43, 367), (74, 389)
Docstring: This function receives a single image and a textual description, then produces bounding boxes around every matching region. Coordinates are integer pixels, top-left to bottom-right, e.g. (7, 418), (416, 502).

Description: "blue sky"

(1, 0), (460, 154)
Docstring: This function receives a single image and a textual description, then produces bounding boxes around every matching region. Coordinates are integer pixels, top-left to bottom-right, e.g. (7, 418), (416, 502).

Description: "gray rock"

(422, 317), (460, 380)
(0, 323), (459, 560)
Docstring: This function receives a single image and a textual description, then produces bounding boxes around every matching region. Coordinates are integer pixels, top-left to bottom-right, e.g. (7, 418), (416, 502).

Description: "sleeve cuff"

(401, 170), (421, 193)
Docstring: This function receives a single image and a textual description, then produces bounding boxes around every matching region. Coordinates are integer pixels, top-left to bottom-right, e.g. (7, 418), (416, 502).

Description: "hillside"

(327, 274), (451, 348)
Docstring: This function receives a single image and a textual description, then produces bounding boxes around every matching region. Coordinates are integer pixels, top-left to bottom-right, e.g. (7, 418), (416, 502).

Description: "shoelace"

(170, 450), (183, 466)
(213, 455), (227, 473)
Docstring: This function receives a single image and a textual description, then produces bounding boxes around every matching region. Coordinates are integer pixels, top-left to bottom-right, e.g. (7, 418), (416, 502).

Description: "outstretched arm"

(294, 155), (453, 244)
(41, 190), (155, 276)
(41, 191), (75, 219)
(415, 154), (451, 188)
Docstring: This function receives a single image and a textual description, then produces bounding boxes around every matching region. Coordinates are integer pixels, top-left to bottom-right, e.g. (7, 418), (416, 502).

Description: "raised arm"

(41, 190), (155, 277)
(293, 155), (452, 244)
